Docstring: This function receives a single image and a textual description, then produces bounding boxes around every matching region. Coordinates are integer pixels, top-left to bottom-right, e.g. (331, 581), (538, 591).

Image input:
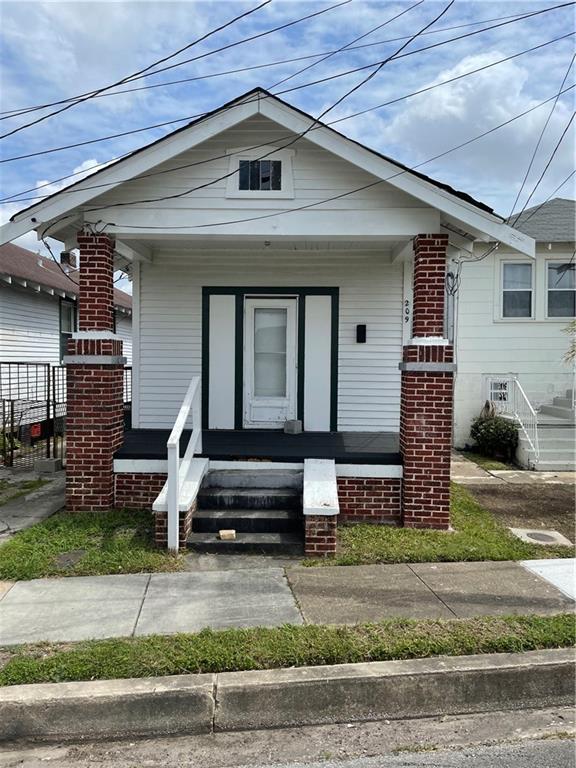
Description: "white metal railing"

(167, 376), (202, 552)
(489, 375), (539, 464)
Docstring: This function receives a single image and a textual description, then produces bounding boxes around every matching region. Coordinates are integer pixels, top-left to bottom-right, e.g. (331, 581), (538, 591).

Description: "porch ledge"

(303, 459), (339, 517)
(63, 355), (127, 365)
(399, 361), (457, 373)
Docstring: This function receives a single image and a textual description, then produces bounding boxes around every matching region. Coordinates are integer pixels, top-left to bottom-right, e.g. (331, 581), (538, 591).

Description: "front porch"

(115, 428), (401, 464)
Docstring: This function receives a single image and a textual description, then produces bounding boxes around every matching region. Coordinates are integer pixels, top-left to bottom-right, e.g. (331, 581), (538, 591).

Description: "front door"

(244, 297), (297, 428)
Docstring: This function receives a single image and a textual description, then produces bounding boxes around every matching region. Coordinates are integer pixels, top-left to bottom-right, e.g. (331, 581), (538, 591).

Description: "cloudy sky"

(0, 0), (575, 261)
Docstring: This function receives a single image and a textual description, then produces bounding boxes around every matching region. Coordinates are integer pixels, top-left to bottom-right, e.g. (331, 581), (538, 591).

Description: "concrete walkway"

(450, 453), (576, 486)
(0, 559), (573, 646)
(0, 471), (65, 541)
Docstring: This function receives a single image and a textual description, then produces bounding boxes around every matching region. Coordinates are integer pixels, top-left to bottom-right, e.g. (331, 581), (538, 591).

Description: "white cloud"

(0, 158), (107, 253)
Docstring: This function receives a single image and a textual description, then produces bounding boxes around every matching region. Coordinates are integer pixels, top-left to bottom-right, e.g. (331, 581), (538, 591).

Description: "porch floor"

(115, 429), (401, 464)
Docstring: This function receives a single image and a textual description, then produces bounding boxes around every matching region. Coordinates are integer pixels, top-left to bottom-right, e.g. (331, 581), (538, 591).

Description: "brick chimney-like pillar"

(399, 234), (455, 530)
(64, 232), (125, 511)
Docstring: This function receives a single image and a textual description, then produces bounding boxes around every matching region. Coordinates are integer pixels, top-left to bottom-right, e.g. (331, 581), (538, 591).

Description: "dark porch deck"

(115, 429), (401, 464)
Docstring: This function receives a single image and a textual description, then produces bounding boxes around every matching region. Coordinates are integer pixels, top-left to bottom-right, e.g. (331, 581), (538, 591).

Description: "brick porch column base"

(400, 343), (454, 529)
(66, 337), (124, 511)
(155, 502), (196, 549)
(304, 515), (337, 557)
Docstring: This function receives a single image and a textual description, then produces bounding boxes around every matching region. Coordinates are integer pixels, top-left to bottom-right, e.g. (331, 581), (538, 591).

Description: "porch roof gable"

(0, 88), (534, 256)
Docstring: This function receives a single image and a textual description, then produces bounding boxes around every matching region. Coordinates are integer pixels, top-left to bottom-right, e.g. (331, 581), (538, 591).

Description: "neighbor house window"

(59, 300), (76, 361)
(239, 159), (281, 191)
(547, 261), (575, 317)
(502, 262), (533, 318)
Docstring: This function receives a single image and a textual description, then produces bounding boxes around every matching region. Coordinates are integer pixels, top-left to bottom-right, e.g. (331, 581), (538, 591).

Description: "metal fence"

(1, 362), (132, 469)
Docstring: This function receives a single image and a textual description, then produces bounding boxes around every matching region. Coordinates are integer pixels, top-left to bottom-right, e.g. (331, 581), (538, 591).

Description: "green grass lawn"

(0, 509), (185, 581)
(459, 451), (515, 471)
(327, 484), (574, 567)
(0, 613), (573, 687)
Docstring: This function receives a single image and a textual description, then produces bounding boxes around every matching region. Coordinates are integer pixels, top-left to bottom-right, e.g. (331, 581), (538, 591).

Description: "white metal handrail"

(490, 375), (539, 464)
(167, 376), (202, 552)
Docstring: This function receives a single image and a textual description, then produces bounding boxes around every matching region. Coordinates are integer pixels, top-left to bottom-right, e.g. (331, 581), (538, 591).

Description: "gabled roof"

(506, 198), (575, 243)
(0, 242), (132, 310)
(0, 88), (534, 256)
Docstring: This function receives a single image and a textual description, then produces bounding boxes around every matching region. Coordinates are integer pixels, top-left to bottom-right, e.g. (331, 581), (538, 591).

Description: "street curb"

(0, 648), (573, 742)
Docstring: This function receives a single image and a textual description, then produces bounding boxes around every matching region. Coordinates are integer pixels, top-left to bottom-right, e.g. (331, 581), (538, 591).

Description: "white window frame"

(544, 257), (576, 320)
(226, 146), (295, 199)
(499, 259), (535, 321)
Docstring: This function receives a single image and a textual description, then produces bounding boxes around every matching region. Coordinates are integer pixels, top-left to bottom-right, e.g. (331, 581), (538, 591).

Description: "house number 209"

(404, 299), (411, 324)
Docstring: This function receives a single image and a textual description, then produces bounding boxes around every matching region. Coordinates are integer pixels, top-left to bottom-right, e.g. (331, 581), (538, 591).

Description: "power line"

(83, 84), (576, 234)
(77, 0), (455, 216)
(3, 2), (572, 166)
(0, 0), (351, 140)
(518, 169), (575, 223)
(3, 32), (573, 207)
(508, 52), (575, 219)
(510, 110), (575, 226)
(0, 7), (547, 118)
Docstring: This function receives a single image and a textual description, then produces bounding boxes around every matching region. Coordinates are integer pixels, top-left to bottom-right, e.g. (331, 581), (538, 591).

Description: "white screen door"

(244, 297), (297, 428)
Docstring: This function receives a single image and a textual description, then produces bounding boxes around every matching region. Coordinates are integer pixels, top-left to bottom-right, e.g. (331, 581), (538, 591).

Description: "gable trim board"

(0, 89), (534, 256)
(201, 286), (339, 432)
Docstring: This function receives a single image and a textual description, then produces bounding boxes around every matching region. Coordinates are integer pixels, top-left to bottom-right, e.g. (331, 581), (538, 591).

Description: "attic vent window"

(239, 159), (281, 191)
(226, 147), (295, 199)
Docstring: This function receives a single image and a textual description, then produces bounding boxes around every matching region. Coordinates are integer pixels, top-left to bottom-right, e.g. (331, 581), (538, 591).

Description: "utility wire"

(4, 33), (573, 207)
(78, 84), (576, 234)
(508, 52), (575, 219)
(518, 169), (575, 223)
(0, 7), (548, 118)
(510, 110), (575, 226)
(4, 3), (569, 167)
(0, 0), (351, 140)
(76, 0), (454, 215)
(268, 0), (424, 90)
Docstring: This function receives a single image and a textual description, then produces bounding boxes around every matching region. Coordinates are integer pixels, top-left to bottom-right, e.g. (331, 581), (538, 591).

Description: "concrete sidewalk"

(0, 559), (573, 646)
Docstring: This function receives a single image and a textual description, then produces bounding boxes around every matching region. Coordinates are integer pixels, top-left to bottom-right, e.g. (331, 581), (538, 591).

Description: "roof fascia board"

(259, 99), (535, 256)
(0, 98), (259, 247)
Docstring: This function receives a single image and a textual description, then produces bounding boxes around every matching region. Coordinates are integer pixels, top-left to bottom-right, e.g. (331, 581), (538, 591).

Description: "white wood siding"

(135, 252), (403, 432)
(0, 283), (61, 363)
(92, 115), (423, 218)
(116, 315), (133, 365)
(453, 243), (575, 446)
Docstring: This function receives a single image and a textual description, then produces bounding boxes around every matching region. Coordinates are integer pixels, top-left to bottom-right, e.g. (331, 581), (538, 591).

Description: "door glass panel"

(254, 308), (287, 397)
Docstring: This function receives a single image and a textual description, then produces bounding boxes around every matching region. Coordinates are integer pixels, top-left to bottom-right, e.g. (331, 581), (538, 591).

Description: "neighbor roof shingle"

(506, 198), (575, 243)
(0, 242), (132, 309)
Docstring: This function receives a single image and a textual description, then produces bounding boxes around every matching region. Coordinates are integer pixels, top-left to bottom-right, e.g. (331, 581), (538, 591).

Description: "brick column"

(399, 234), (455, 530)
(64, 232), (125, 511)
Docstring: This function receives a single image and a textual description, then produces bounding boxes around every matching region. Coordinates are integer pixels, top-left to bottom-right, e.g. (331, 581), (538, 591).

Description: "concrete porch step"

(533, 460), (576, 471)
(539, 404), (576, 421)
(553, 397), (575, 409)
(193, 508), (302, 534)
(197, 487), (302, 511)
(186, 531), (304, 555)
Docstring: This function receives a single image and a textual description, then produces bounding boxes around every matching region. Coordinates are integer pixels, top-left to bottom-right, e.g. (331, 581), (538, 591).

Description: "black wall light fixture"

(356, 324), (366, 343)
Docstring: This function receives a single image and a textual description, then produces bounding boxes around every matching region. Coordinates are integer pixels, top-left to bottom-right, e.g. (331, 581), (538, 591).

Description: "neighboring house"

(0, 88), (535, 555)
(0, 243), (133, 365)
(452, 198), (575, 470)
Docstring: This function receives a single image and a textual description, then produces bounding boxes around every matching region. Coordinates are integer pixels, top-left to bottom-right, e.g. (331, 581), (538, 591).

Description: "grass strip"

(0, 614), (573, 687)
(0, 509), (184, 580)
(326, 484), (574, 566)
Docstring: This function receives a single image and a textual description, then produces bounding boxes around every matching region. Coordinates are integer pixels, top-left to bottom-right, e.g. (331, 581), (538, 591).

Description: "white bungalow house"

(0, 89), (534, 555)
(0, 242), (133, 365)
(451, 198), (575, 470)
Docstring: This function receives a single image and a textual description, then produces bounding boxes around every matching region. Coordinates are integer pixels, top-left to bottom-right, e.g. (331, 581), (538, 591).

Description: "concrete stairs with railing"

(187, 469), (304, 554)
(517, 389), (576, 471)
